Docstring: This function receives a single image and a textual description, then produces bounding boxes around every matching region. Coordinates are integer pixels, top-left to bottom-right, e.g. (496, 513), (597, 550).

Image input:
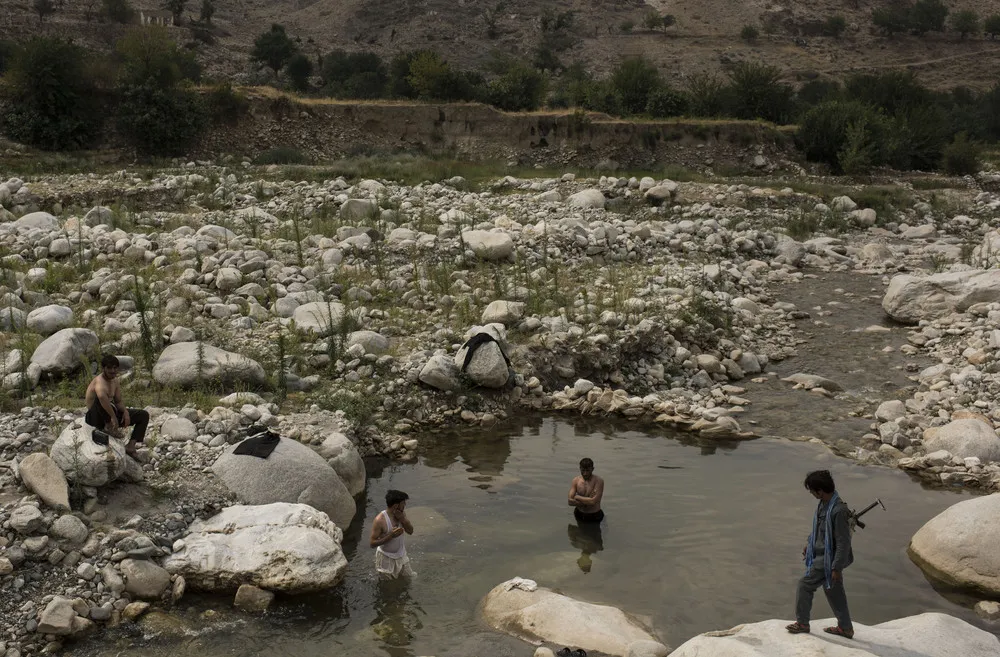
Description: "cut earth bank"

(2, 161), (1000, 656)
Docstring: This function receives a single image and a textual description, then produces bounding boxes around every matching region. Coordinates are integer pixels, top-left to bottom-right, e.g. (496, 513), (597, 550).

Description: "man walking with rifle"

(786, 470), (855, 639)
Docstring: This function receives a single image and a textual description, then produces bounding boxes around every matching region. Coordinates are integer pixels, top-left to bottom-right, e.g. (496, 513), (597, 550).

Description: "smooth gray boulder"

(462, 230), (515, 261)
(567, 189), (607, 210)
(419, 353), (462, 391)
(643, 183), (677, 206)
(10, 505), (43, 534)
(346, 330), (389, 355)
(454, 324), (511, 389)
(315, 431), (366, 496)
(212, 436), (356, 528)
(83, 206), (113, 227)
(481, 300), (525, 325)
(14, 211), (59, 231)
(669, 613), (998, 657)
(163, 503), (347, 593)
(152, 342), (269, 390)
(26, 304), (74, 336)
(909, 494), (1000, 596)
(17, 453), (70, 510)
(49, 514), (88, 544)
(50, 421), (129, 487)
(0, 306), (27, 331)
(292, 301), (345, 334)
(922, 418), (1000, 462)
(30, 328), (99, 377)
(883, 270), (1000, 323)
(781, 372), (843, 392)
(159, 417), (198, 442)
(37, 597), (93, 636)
(340, 198), (378, 222)
(120, 559), (171, 599)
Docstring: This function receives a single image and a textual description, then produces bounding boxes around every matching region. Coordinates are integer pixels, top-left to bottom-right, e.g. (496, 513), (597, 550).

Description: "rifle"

(849, 498), (885, 532)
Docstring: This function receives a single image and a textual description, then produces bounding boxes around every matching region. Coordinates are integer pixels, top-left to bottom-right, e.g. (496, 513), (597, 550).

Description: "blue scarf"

(804, 492), (839, 589)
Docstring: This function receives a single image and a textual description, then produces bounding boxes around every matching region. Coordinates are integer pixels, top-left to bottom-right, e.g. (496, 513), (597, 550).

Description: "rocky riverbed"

(1, 160), (1000, 656)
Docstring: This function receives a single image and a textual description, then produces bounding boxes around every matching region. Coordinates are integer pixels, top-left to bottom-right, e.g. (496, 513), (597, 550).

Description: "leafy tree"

(726, 61), (793, 123)
(286, 53), (313, 92)
(942, 132), (981, 175)
(887, 104), (949, 170)
(823, 15), (847, 37)
(643, 10), (662, 31)
(797, 100), (889, 172)
(406, 50), (451, 99)
(388, 52), (419, 97)
(0, 38), (104, 150)
(488, 62), (547, 111)
(252, 24), (298, 76)
(33, 0), (56, 23)
(199, 0), (214, 23)
(740, 24), (760, 43)
(116, 27), (199, 87)
(103, 0), (134, 24)
(532, 42), (562, 71)
(322, 50), (388, 98)
(872, 2), (910, 36)
(910, 0), (948, 35)
(796, 79), (841, 108)
(540, 9), (574, 33)
(164, 0), (185, 24)
(686, 72), (729, 117)
(985, 14), (1000, 39)
(549, 61), (592, 108)
(610, 56), (660, 115)
(662, 15), (676, 29)
(949, 9), (979, 39)
(582, 78), (622, 115)
(83, 0), (98, 21)
(982, 83), (1000, 141)
(645, 86), (689, 117)
(845, 70), (931, 115)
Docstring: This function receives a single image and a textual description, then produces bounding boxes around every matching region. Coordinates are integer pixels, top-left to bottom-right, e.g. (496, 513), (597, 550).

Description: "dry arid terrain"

(2, 0), (1000, 89)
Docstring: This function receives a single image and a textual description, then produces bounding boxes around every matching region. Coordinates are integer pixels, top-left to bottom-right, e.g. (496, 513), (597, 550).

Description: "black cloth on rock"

(233, 431), (281, 458)
(85, 401), (149, 443)
(460, 333), (511, 371)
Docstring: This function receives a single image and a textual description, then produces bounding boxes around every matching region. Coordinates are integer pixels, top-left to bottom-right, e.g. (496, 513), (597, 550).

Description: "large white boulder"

(346, 330), (389, 355)
(480, 578), (665, 657)
(419, 353), (462, 391)
(314, 431), (366, 496)
(49, 422), (128, 487)
(30, 328), (99, 377)
(481, 300), (525, 326)
(670, 613), (999, 657)
(14, 211), (59, 232)
(292, 301), (345, 334)
(883, 270), (1000, 323)
(567, 188), (607, 210)
(909, 493), (1000, 596)
(152, 342), (269, 390)
(340, 198), (378, 222)
(922, 418), (1000, 462)
(163, 503), (348, 593)
(212, 436), (356, 528)
(454, 324), (510, 389)
(462, 230), (514, 261)
(26, 305), (75, 336)
(17, 453), (70, 510)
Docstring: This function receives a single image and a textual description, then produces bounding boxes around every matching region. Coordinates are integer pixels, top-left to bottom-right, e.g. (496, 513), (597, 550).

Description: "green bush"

(610, 56), (660, 115)
(322, 50), (388, 98)
(911, 0), (948, 34)
(823, 15), (847, 37)
(103, 0), (134, 24)
(645, 86), (689, 117)
(949, 9), (980, 38)
(886, 104), (949, 170)
(0, 39), (17, 76)
(686, 72), (729, 117)
(620, 20), (634, 33)
(941, 132), (981, 175)
(725, 61), (794, 124)
(797, 100), (889, 172)
(488, 62), (547, 111)
(986, 14), (1000, 38)
(740, 25), (760, 43)
(117, 82), (206, 156)
(796, 79), (842, 108)
(205, 83), (249, 125)
(404, 51), (482, 102)
(582, 79), (622, 115)
(286, 53), (313, 92)
(117, 27), (200, 87)
(872, 2), (910, 36)
(844, 70), (931, 116)
(252, 24), (298, 76)
(254, 146), (308, 165)
(981, 83), (1000, 141)
(1, 38), (104, 150)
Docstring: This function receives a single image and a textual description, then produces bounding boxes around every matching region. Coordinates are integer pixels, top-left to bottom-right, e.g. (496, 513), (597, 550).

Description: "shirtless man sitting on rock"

(84, 354), (149, 458)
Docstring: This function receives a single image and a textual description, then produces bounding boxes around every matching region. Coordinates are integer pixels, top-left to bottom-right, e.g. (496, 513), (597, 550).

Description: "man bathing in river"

(370, 489), (416, 580)
(786, 469), (855, 639)
(568, 457), (604, 523)
(84, 354), (149, 458)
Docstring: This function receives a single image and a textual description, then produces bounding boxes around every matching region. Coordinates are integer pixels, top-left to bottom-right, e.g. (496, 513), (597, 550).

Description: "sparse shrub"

(725, 61), (794, 124)
(740, 25), (760, 43)
(620, 20), (634, 34)
(645, 86), (689, 117)
(844, 70), (931, 115)
(199, 0), (214, 23)
(610, 56), (660, 115)
(405, 51), (481, 102)
(796, 79), (842, 108)
(950, 9), (980, 39)
(797, 100), (889, 172)
(33, 0), (56, 23)
(164, 0), (186, 24)
(941, 132), (981, 175)
(322, 50), (388, 98)
(103, 0), (134, 23)
(872, 2), (910, 36)
(986, 14), (1000, 39)
(0, 40), (15, 75)
(205, 83), (249, 125)
(253, 146), (308, 165)
(911, 0), (948, 34)
(823, 15), (847, 37)
(686, 72), (729, 117)
(1, 39), (104, 151)
(582, 78), (622, 115)
(643, 10), (663, 31)
(886, 104), (949, 170)
(286, 53), (313, 92)
(252, 24), (299, 76)
(488, 62), (547, 111)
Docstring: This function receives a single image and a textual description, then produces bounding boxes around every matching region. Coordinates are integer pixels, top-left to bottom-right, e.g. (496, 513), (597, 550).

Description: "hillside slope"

(1, 0), (999, 90)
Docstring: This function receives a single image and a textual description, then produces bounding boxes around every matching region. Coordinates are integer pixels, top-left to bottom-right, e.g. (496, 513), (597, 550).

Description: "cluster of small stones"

(2, 161), (1000, 654)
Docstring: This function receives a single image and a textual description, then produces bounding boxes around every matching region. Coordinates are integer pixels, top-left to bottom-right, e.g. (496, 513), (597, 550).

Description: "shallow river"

(76, 416), (991, 657)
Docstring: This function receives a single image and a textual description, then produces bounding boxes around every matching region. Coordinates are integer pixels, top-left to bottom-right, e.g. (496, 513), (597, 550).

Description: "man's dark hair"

(386, 489), (409, 507)
(101, 354), (120, 369)
(804, 470), (836, 494)
(579, 457), (594, 470)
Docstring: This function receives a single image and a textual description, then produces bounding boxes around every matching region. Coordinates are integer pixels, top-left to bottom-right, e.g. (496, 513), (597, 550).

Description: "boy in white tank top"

(370, 489), (416, 579)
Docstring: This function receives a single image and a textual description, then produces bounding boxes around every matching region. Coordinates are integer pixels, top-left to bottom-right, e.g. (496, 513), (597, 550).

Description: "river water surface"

(76, 416), (991, 657)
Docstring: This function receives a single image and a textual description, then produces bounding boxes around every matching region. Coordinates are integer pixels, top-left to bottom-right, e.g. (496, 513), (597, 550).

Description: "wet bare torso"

(572, 474), (603, 514)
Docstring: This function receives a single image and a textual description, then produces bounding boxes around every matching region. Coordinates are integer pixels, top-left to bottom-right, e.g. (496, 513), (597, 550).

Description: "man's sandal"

(785, 622), (810, 634)
(824, 626), (854, 639)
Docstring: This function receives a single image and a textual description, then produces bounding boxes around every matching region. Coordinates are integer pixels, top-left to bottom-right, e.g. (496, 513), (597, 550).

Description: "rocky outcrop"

(909, 493), (1000, 596)
(480, 578), (666, 657)
(163, 503), (348, 593)
(883, 270), (1000, 323)
(212, 435), (356, 528)
(669, 613), (999, 657)
(922, 418), (1000, 463)
(152, 342), (269, 390)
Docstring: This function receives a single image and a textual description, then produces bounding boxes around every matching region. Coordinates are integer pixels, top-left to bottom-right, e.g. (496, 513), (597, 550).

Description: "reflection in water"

(370, 578), (425, 656)
(567, 520), (604, 573)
